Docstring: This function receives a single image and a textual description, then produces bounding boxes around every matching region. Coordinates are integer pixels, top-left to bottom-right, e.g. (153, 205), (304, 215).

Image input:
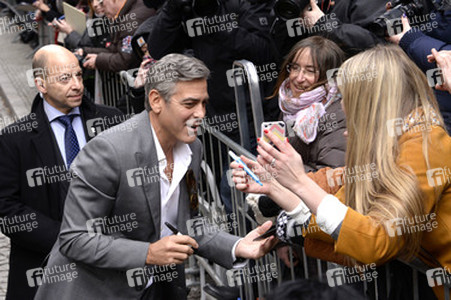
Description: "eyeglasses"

(186, 169), (198, 211)
(286, 63), (318, 77)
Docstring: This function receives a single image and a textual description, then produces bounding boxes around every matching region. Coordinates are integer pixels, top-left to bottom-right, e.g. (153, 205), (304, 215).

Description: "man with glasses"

(0, 44), (123, 300)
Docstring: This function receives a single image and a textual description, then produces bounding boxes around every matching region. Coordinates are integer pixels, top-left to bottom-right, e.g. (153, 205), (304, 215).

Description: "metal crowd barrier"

(230, 60), (265, 152)
(97, 70), (131, 114)
(189, 60), (451, 300)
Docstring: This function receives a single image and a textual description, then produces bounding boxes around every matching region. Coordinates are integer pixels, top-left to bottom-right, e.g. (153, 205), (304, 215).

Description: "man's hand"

(146, 235), (199, 265)
(235, 221), (277, 260)
(134, 58), (153, 88)
(387, 14), (411, 44)
(302, 0), (325, 28)
(83, 54), (98, 70)
(428, 49), (451, 94)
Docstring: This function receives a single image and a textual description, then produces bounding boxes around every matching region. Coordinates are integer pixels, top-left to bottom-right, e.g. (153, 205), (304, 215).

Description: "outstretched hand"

(235, 221), (277, 260)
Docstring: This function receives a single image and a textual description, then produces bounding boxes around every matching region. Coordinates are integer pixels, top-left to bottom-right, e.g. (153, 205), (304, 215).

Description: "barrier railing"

(97, 70), (131, 114)
(230, 60), (265, 152)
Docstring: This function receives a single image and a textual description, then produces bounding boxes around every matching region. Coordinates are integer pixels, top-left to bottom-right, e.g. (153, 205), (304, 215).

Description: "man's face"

(40, 54), (84, 114)
(102, 0), (119, 19)
(158, 79), (209, 144)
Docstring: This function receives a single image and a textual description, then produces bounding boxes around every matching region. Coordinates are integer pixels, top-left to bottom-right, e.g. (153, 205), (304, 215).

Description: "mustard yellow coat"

(304, 126), (451, 299)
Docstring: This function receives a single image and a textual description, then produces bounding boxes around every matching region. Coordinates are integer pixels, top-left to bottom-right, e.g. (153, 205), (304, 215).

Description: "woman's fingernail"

(239, 164), (244, 168)
(246, 184), (250, 188)
(402, 13), (406, 18)
(257, 138), (260, 142)
(264, 129), (269, 134)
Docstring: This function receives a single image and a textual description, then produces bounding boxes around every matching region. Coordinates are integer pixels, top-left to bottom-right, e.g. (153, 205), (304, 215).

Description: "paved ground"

(0, 95), (14, 300)
(0, 10), (39, 299)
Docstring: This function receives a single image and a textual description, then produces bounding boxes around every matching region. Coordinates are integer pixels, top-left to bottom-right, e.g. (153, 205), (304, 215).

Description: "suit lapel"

(31, 99), (66, 216)
(177, 174), (189, 234)
(134, 112), (161, 240)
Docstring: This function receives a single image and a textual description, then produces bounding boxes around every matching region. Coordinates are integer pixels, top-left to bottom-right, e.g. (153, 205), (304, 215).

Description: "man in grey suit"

(34, 53), (275, 299)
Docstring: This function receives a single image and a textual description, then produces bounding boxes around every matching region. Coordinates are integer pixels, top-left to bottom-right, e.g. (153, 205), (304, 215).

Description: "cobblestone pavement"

(0, 13), (35, 298)
(0, 94), (14, 300)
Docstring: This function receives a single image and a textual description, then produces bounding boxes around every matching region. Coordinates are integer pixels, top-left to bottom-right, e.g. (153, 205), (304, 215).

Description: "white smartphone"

(261, 121), (286, 144)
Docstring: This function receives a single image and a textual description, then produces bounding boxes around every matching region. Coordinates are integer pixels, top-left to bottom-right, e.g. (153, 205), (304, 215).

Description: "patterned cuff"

(276, 211), (311, 244)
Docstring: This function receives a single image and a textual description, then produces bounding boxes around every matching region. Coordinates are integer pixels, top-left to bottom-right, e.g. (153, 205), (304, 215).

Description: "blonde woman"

(231, 45), (451, 299)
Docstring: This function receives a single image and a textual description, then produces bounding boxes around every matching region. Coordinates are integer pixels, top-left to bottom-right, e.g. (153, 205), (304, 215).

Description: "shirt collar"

(43, 99), (81, 123)
(150, 123), (192, 172)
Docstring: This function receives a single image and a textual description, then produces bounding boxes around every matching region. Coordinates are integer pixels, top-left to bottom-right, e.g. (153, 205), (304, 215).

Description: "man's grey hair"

(144, 54), (210, 111)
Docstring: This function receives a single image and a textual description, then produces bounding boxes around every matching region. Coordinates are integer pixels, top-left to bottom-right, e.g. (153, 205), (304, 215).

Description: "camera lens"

(274, 0), (310, 21)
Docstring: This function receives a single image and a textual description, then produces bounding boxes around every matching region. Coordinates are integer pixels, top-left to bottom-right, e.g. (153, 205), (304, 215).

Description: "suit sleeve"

(58, 136), (149, 270)
(0, 134), (61, 254)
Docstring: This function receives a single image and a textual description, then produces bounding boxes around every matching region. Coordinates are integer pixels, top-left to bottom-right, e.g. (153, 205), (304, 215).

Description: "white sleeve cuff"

(316, 194), (348, 235)
(231, 238), (248, 268)
(286, 200), (311, 224)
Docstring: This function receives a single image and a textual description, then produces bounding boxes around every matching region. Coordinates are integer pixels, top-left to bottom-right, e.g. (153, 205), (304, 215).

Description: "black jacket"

(272, 0), (388, 58)
(0, 95), (123, 300)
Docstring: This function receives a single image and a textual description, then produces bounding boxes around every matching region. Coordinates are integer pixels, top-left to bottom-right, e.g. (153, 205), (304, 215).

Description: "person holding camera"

(387, 3), (451, 132)
(271, 0), (388, 60)
(231, 45), (451, 299)
(79, 0), (156, 72)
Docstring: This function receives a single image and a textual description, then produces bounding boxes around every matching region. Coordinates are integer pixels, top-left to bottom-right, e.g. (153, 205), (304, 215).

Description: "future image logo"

(426, 68), (443, 87)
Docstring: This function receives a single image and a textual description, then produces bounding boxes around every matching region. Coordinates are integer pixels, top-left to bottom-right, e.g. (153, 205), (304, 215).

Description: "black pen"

(165, 222), (180, 235)
(165, 222), (198, 254)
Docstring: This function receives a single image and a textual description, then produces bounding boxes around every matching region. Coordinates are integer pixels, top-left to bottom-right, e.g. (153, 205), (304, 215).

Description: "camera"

(178, 0), (220, 17)
(74, 51), (87, 67)
(274, 0), (332, 21)
(369, 0), (448, 37)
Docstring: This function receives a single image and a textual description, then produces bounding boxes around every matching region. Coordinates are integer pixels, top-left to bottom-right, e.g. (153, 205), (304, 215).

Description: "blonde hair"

(338, 45), (444, 260)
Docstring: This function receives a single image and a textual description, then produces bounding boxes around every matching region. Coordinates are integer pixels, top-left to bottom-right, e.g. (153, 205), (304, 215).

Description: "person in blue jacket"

(389, 10), (451, 133)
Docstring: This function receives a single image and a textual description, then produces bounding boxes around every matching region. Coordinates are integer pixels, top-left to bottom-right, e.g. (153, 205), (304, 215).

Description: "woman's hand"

(230, 156), (277, 196)
(257, 130), (306, 192)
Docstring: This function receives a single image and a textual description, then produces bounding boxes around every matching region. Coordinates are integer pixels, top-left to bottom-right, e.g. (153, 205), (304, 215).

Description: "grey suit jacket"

(34, 111), (239, 299)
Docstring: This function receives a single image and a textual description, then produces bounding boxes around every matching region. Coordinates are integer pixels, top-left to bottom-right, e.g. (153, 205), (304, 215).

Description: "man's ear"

(148, 89), (164, 114)
(35, 77), (46, 94)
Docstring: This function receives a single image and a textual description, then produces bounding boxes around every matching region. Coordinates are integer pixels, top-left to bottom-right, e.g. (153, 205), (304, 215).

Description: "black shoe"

(203, 283), (240, 300)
